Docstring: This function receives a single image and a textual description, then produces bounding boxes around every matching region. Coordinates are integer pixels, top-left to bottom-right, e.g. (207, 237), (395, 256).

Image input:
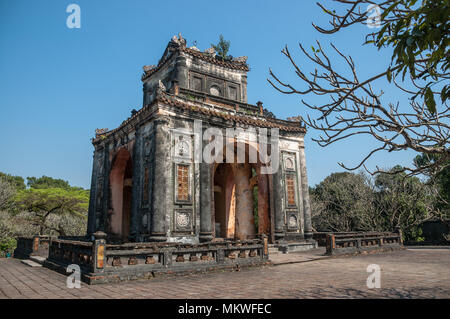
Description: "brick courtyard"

(0, 248), (449, 299)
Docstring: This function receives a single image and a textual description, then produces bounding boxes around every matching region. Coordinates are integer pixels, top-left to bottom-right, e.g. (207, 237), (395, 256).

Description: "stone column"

(299, 141), (313, 239)
(129, 128), (143, 242)
(150, 117), (170, 241)
(175, 55), (188, 89)
(233, 163), (256, 240)
(272, 159), (285, 241)
(199, 162), (213, 242)
(87, 148), (101, 236)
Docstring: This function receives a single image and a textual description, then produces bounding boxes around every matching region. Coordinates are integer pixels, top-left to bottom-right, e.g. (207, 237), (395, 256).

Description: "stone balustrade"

(14, 235), (55, 259)
(325, 231), (403, 255)
(43, 232), (269, 284)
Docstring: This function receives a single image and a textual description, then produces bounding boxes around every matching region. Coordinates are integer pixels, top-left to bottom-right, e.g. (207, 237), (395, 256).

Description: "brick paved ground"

(0, 248), (449, 299)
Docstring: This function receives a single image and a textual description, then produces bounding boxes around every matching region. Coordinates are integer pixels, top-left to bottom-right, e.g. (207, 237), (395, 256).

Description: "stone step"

(29, 256), (46, 265)
(21, 259), (42, 267)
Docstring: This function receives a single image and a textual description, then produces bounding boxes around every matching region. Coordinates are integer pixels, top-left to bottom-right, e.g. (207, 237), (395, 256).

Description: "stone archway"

(109, 148), (133, 240)
(212, 142), (271, 241)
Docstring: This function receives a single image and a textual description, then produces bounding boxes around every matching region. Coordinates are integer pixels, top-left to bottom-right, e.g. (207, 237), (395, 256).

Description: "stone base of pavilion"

(38, 233), (270, 285)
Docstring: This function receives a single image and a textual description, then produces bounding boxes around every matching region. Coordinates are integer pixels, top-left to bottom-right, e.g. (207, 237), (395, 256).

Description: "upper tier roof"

(141, 34), (249, 81)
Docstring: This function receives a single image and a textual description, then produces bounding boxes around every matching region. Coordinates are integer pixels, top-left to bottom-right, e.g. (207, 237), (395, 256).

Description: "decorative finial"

(95, 128), (108, 138)
(204, 46), (215, 56)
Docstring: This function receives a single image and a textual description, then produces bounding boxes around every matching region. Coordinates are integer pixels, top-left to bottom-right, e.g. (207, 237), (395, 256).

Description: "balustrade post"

(163, 249), (173, 268)
(326, 234), (335, 255)
(32, 236), (40, 254)
(262, 234), (269, 260)
(216, 248), (225, 264)
(92, 231), (106, 273)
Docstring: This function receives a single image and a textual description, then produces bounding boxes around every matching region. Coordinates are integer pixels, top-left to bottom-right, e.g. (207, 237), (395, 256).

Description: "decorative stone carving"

(143, 65), (156, 72)
(204, 46), (215, 55)
(176, 211), (190, 228)
(288, 215), (298, 228)
(209, 85), (220, 96)
(171, 33), (187, 47)
(233, 56), (248, 63)
(157, 80), (166, 94)
(95, 128), (108, 138)
(285, 157), (294, 170)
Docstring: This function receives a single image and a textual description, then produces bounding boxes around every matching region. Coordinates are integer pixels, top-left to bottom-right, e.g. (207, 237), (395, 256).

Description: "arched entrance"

(212, 143), (271, 241)
(109, 148), (133, 240)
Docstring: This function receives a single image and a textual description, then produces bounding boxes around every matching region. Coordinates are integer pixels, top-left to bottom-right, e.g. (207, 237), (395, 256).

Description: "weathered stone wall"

(87, 36), (311, 244)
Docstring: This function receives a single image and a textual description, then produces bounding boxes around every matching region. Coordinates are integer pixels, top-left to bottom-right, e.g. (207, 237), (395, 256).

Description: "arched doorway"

(109, 148), (133, 241)
(212, 143), (271, 241)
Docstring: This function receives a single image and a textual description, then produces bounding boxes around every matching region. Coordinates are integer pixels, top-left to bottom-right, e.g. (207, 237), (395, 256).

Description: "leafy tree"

(0, 172), (25, 190)
(14, 188), (88, 235)
(0, 178), (16, 210)
(27, 175), (72, 190)
(311, 172), (379, 232)
(212, 34), (231, 60)
(311, 166), (441, 241)
(374, 165), (439, 241)
(269, 0), (449, 176)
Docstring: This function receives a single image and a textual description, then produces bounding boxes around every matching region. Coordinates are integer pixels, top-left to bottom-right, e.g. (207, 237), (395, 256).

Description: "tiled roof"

(92, 93), (305, 143)
(180, 47), (249, 71)
(158, 94), (306, 133)
(141, 43), (249, 81)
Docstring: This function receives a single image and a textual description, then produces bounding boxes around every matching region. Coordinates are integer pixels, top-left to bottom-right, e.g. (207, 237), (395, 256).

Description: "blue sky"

(0, 0), (417, 189)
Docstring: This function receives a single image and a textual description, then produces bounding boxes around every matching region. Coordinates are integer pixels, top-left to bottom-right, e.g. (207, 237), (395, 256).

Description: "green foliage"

(367, 0), (450, 113)
(27, 175), (72, 190)
(14, 187), (89, 235)
(414, 153), (450, 211)
(0, 172), (26, 190)
(0, 237), (17, 257)
(211, 34), (231, 60)
(374, 166), (436, 241)
(0, 178), (16, 211)
(311, 165), (441, 242)
(311, 172), (376, 232)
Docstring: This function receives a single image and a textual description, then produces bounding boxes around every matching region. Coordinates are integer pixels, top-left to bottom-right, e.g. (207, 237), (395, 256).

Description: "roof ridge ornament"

(171, 33), (187, 47)
(233, 56), (248, 64)
(143, 65), (156, 72)
(95, 128), (109, 138)
(204, 46), (216, 56)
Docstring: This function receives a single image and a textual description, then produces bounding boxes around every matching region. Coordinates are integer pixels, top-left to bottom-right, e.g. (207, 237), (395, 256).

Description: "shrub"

(0, 237), (17, 258)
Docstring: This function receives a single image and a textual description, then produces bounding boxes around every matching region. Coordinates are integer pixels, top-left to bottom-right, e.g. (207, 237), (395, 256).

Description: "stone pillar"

(129, 128), (143, 242)
(92, 231), (107, 273)
(175, 55), (188, 89)
(87, 149), (101, 236)
(233, 163), (256, 240)
(299, 141), (313, 239)
(199, 162), (213, 242)
(150, 117), (170, 241)
(241, 75), (248, 103)
(272, 160), (285, 241)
